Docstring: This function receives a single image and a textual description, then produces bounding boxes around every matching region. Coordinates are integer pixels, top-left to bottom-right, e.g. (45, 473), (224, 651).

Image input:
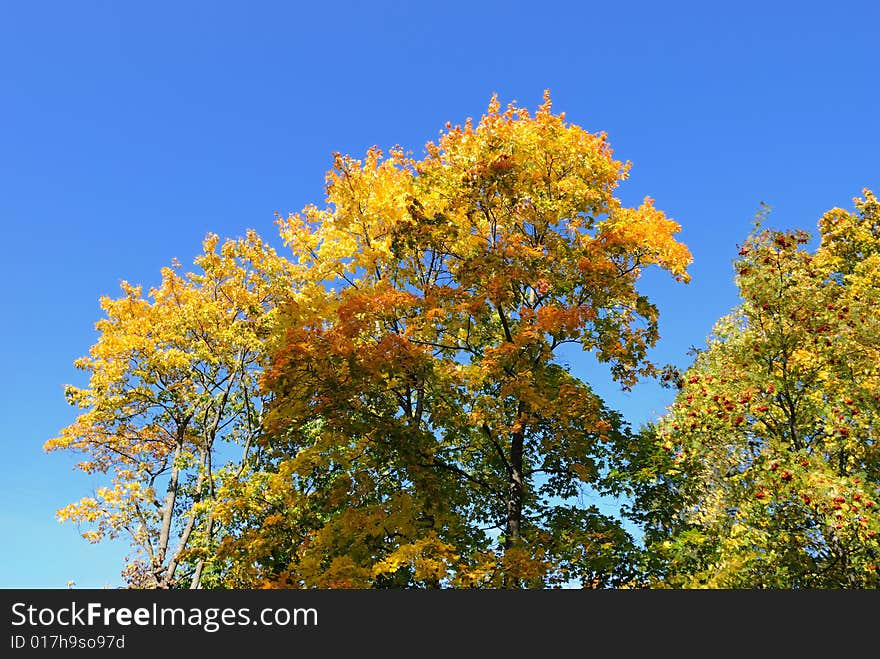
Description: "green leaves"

(58, 100), (880, 590)
(234, 92), (691, 588)
(636, 190), (880, 588)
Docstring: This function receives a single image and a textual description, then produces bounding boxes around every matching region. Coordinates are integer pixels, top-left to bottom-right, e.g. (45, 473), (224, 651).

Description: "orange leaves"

(47, 92), (701, 589)
(599, 197), (692, 283)
(534, 304), (565, 334)
(534, 304), (582, 336)
(256, 92), (693, 588)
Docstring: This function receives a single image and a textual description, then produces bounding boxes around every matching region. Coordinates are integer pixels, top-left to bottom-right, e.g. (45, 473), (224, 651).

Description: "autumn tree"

(46, 232), (295, 588)
(638, 192), (880, 588)
(215, 92), (692, 588)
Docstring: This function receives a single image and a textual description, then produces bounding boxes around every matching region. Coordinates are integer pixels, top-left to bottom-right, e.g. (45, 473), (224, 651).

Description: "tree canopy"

(46, 232), (295, 587)
(48, 93), (878, 589)
(632, 191), (880, 588)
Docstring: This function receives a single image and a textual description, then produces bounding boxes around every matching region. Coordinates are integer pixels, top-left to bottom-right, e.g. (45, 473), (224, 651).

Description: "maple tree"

(46, 232), (295, 588)
(636, 191), (880, 587)
(213, 92), (692, 588)
(46, 96), (880, 589)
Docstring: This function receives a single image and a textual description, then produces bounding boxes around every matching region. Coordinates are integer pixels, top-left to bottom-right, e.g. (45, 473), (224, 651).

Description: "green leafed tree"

(634, 191), (880, 588)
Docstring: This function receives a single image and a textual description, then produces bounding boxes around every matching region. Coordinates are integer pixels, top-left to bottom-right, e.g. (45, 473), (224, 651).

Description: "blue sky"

(1, 0), (877, 588)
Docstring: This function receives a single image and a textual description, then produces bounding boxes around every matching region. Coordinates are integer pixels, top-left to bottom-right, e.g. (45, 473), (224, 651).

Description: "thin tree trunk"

(162, 447), (208, 588)
(154, 439), (183, 586)
(191, 447), (216, 589)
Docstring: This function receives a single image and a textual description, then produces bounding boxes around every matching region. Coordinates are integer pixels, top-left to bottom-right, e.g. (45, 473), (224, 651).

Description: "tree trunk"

(502, 405), (526, 588)
(154, 440), (183, 587)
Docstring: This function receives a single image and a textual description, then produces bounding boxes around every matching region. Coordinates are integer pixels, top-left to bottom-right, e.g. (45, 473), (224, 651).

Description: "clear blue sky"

(2, 0), (877, 588)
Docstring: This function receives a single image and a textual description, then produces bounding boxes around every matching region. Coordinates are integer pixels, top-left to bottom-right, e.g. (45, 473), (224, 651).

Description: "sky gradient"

(2, 0), (877, 588)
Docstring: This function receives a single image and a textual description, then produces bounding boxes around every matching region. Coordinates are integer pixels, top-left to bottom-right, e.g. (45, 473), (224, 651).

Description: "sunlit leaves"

(243, 91), (690, 588)
(46, 232), (295, 588)
(50, 92), (700, 589)
(641, 190), (880, 588)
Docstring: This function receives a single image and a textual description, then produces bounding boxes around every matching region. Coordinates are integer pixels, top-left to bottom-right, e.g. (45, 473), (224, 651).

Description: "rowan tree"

(218, 92), (692, 588)
(46, 232), (294, 588)
(639, 191), (880, 588)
